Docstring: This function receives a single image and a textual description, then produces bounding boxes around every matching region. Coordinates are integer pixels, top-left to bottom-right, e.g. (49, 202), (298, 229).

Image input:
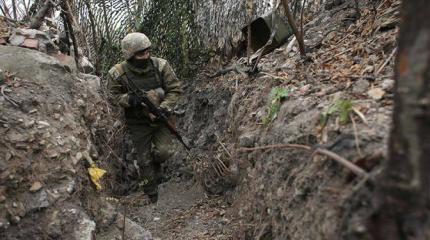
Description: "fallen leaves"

(367, 87), (386, 100)
(29, 182), (43, 192)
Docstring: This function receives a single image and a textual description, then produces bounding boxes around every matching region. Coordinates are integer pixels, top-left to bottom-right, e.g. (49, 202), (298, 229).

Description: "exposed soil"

(0, 1), (400, 239)
(117, 1), (399, 239)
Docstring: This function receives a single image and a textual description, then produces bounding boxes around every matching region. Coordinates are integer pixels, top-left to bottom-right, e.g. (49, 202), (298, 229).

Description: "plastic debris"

(87, 164), (106, 190)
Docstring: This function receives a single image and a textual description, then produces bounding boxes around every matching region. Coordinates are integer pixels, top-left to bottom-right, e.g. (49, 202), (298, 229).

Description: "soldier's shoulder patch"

(152, 57), (167, 72)
(108, 63), (124, 79)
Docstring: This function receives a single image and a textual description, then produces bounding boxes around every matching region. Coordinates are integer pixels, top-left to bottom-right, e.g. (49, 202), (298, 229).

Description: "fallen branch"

(1, 86), (20, 107)
(315, 148), (368, 177)
(218, 139), (232, 158)
(237, 143), (369, 177)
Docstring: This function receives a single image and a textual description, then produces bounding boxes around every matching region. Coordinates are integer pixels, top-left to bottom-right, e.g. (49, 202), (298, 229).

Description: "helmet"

(121, 32), (152, 60)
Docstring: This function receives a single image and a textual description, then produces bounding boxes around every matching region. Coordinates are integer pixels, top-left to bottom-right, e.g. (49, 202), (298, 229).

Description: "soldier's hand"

(148, 113), (157, 122)
(141, 102), (157, 122)
(146, 89), (160, 106)
(128, 94), (141, 108)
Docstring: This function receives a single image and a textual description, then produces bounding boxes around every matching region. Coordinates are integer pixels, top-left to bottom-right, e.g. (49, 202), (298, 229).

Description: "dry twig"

(1, 86), (19, 107)
(218, 139), (232, 158)
(238, 143), (369, 177)
(375, 47), (397, 75)
(350, 113), (363, 157)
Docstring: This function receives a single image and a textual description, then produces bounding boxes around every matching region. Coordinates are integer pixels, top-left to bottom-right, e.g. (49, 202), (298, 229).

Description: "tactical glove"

(159, 107), (171, 118)
(128, 94), (141, 108)
(146, 89), (161, 106)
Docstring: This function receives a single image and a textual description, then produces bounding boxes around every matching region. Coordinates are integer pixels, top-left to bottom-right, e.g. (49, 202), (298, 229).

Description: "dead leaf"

(368, 88), (386, 100)
(30, 182), (43, 192)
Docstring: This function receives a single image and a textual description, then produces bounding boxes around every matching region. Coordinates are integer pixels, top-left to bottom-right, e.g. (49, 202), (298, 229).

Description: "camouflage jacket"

(107, 57), (182, 113)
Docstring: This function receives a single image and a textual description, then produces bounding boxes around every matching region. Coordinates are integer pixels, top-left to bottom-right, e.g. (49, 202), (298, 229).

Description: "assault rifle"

(118, 72), (191, 151)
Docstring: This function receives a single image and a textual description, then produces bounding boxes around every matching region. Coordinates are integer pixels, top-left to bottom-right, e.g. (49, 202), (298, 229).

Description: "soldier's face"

(134, 49), (150, 60)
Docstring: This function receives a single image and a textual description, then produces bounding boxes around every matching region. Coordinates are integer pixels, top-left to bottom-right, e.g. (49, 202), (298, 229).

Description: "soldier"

(107, 32), (182, 200)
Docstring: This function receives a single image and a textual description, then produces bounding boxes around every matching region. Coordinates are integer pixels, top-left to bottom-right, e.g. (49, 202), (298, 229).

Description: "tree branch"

(238, 143), (369, 177)
(282, 0), (307, 58)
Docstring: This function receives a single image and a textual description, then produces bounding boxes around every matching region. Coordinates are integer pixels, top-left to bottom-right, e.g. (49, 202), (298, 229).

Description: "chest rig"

(114, 58), (165, 120)
(115, 57), (164, 92)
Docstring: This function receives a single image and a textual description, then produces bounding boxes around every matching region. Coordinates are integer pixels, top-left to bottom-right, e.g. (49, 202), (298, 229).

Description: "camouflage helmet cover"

(121, 32), (152, 60)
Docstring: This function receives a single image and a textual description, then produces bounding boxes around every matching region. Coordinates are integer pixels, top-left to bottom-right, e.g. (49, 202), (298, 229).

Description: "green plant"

(262, 87), (290, 126)
(320, 99), (353, 127)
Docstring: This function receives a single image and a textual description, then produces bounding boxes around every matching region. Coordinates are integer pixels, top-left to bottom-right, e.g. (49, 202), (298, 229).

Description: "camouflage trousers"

(126, 118), (173, 197)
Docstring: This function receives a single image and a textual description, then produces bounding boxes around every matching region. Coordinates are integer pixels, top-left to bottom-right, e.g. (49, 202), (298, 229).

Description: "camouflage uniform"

(107, 33), (182, 196)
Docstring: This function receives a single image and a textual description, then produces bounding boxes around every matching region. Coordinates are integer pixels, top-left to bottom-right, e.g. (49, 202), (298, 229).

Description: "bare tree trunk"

(27, 0), (41, 18)
(29, 0), (54, 29)
(61, 0), (81, 70)
(11, 0), (17, 20)
(282, 0), (307, 58)
(368, 1), (430, 239)
(84, 0), (100, 74)
(0, 3), (8, 17)
(2, 2), (11, 18)
(246, 0), (253, 63)
(300, 0), (307, 37)
(22, 0), (29, 13)
(100, 0), (111, 46)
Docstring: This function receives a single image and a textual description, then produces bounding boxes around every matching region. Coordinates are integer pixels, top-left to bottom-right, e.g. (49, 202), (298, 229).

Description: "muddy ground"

(0, 0), (399, 239)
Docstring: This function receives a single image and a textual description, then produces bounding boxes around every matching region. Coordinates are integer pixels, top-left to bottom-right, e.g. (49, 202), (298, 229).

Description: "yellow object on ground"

(88, 164), (106, 190)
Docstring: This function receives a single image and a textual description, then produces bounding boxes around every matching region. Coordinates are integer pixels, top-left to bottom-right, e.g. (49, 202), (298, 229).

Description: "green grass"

(262, 87), (290, 126)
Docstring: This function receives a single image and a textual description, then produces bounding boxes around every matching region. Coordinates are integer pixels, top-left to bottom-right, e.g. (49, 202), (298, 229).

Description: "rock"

(29, 182), (43, 192)
(79, 73), (101, 91)
(75, 215), (96, 240)
(115, 214), (153, 240)
(76, 99), (85, 107)
(9, 28), (58, 54)
(23, 119), (35, 128)
(25, 190), (49, 211)
(6, 131), (28, 143)
(37, 120), (51, 128)
(22, 38), (39, 50)
(52, 53), (78, 73)
(368, 88), (386, 100)
(352, 79), (370, 94)
(79, 57), (95, 74)
(8, 31), (25, 46)
(381, 79), (395, 92)
(238, 131), (258, 147)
